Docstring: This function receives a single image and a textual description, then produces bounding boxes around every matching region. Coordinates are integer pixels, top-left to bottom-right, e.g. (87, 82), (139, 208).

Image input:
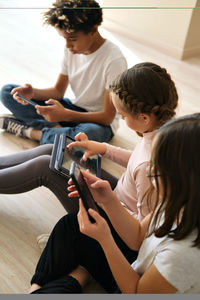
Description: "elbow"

(122, 278), (140, 294)
(104, 114), (115, 125)
(54, 87), (66, 100)
(57, 91), (65, 100)
(104, 119), (113, 126)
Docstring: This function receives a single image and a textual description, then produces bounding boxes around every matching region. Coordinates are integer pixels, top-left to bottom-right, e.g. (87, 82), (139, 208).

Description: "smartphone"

(16, 93), (37, 107)
(70, 161), (99, 222)
(56, 134), (101, 178)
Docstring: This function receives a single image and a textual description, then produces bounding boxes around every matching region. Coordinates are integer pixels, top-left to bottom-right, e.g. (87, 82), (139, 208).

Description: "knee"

(29, 155), (51, 177)
(38, 144), (53, 156)
(0, 84), (14, 105)
(84, 127), (113, 143)
(37, 155), (51, 171)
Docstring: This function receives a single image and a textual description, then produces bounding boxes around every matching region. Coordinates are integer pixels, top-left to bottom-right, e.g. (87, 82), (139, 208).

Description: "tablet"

(49, 133), (101, 178)
(69, 161), (99, 223)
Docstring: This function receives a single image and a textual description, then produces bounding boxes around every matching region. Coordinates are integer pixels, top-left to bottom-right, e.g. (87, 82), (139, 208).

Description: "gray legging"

(0, 145), (118, 213)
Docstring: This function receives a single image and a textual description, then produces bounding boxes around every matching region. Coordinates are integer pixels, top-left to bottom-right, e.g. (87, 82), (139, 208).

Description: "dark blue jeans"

(0, 84), (114, 144)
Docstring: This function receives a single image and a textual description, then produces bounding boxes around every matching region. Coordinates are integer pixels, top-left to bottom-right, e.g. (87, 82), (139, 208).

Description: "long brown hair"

(148, 113), (200, 247)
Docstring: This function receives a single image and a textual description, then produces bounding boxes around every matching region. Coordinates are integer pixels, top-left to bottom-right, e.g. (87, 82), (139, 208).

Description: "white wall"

(102, 0), (199, 59)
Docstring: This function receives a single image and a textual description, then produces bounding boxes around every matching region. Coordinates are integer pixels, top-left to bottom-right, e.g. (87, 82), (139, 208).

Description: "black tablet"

(70, 161), (99, 222)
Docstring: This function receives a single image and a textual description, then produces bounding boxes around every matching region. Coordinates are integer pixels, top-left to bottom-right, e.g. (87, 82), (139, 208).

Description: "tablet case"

(49, 133), (61, 175)
(49, 133), (101, 178)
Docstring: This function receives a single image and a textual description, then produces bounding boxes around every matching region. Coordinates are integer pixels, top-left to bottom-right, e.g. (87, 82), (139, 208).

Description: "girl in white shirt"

(76, 113), (200, 294)
(30, 113), (200, 294)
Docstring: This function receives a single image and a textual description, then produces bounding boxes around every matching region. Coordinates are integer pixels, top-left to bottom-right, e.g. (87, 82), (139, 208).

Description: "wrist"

(64, 107), (75, 122)
(32, 88), (36, 99)
(100, 143), (107, 156)
(101, 193), (121, 216)
(101, 193), (117, 210)
(100, 233), (115, 250)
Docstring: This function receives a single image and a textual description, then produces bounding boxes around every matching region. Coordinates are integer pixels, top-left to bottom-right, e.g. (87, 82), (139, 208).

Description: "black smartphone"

(70, 161), (99, 222)
(56, 134), (101, 178)
(16, 93), (37, 107)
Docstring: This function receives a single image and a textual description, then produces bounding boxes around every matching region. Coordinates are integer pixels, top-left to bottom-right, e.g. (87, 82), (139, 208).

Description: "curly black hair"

(43, 0), (102, 33)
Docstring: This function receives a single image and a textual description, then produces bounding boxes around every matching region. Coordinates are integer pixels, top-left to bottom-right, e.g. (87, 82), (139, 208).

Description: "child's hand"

(36, 99), (67, 122)
(78, 199), (112, 244)
(75, 132), (88, 141)
(68, 170), (115, 208)
(67, 177), (79, 198)
(11, 84), (34, 105)
(67, 132), (106, 161)
(80, 170), (115, 206)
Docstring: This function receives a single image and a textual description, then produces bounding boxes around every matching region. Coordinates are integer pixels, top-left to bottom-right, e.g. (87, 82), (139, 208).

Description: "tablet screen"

(57, 135), (101, 177)
(62, 147), (100, 176)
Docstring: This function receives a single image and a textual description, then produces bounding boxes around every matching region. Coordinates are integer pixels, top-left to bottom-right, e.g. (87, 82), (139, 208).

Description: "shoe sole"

(0, 113), (15, 118)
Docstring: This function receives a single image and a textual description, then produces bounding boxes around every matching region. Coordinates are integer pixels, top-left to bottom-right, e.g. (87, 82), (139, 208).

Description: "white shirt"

(60, 40), (127, 133)
(132, 221), (200, 293)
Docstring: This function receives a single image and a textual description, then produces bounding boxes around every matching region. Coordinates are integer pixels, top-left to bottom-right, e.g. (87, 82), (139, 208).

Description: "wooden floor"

(0, 3), (200, 294)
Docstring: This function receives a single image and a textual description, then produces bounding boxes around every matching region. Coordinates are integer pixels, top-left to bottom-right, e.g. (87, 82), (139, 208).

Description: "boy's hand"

(11, 84), (34, 105)
(78, 199), (112, 244)
(67, 132), (106, 160)
(36, 99), (66, 122)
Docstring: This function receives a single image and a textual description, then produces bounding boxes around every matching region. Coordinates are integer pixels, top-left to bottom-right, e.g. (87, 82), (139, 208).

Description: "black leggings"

(31, 276), (82, 294)
(31, 208), (138, 294)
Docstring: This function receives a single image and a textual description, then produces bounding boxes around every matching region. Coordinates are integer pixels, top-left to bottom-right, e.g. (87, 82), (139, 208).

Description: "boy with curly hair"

(0, 0), (127, 144)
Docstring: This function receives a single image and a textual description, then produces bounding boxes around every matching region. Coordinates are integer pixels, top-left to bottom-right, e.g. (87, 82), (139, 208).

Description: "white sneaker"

(36, 233), (50, 251)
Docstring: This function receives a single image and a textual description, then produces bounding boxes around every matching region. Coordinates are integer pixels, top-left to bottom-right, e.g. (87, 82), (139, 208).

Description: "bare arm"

(62, 89), (116, 125)
(102, 195), (151, 250)
(32, 73), (69, 100)
(79, 200), (177, 294)
(11, 74), (69, 103)
(79, 170), (150, 250)
(101, 236), (177, 294)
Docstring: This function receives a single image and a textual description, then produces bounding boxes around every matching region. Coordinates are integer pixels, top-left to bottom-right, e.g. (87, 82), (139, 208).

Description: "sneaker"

(36, 233), (50, 251)
(0, 114), (28, 137)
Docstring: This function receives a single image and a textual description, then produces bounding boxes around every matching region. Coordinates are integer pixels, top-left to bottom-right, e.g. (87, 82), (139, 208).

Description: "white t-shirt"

(132, 220), (200, 293)
(60, 40), (127, 133)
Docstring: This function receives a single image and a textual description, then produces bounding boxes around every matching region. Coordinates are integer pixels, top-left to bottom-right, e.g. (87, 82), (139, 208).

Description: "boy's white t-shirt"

(60, 40), (127, 133)
(132, 222), (200, 293)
